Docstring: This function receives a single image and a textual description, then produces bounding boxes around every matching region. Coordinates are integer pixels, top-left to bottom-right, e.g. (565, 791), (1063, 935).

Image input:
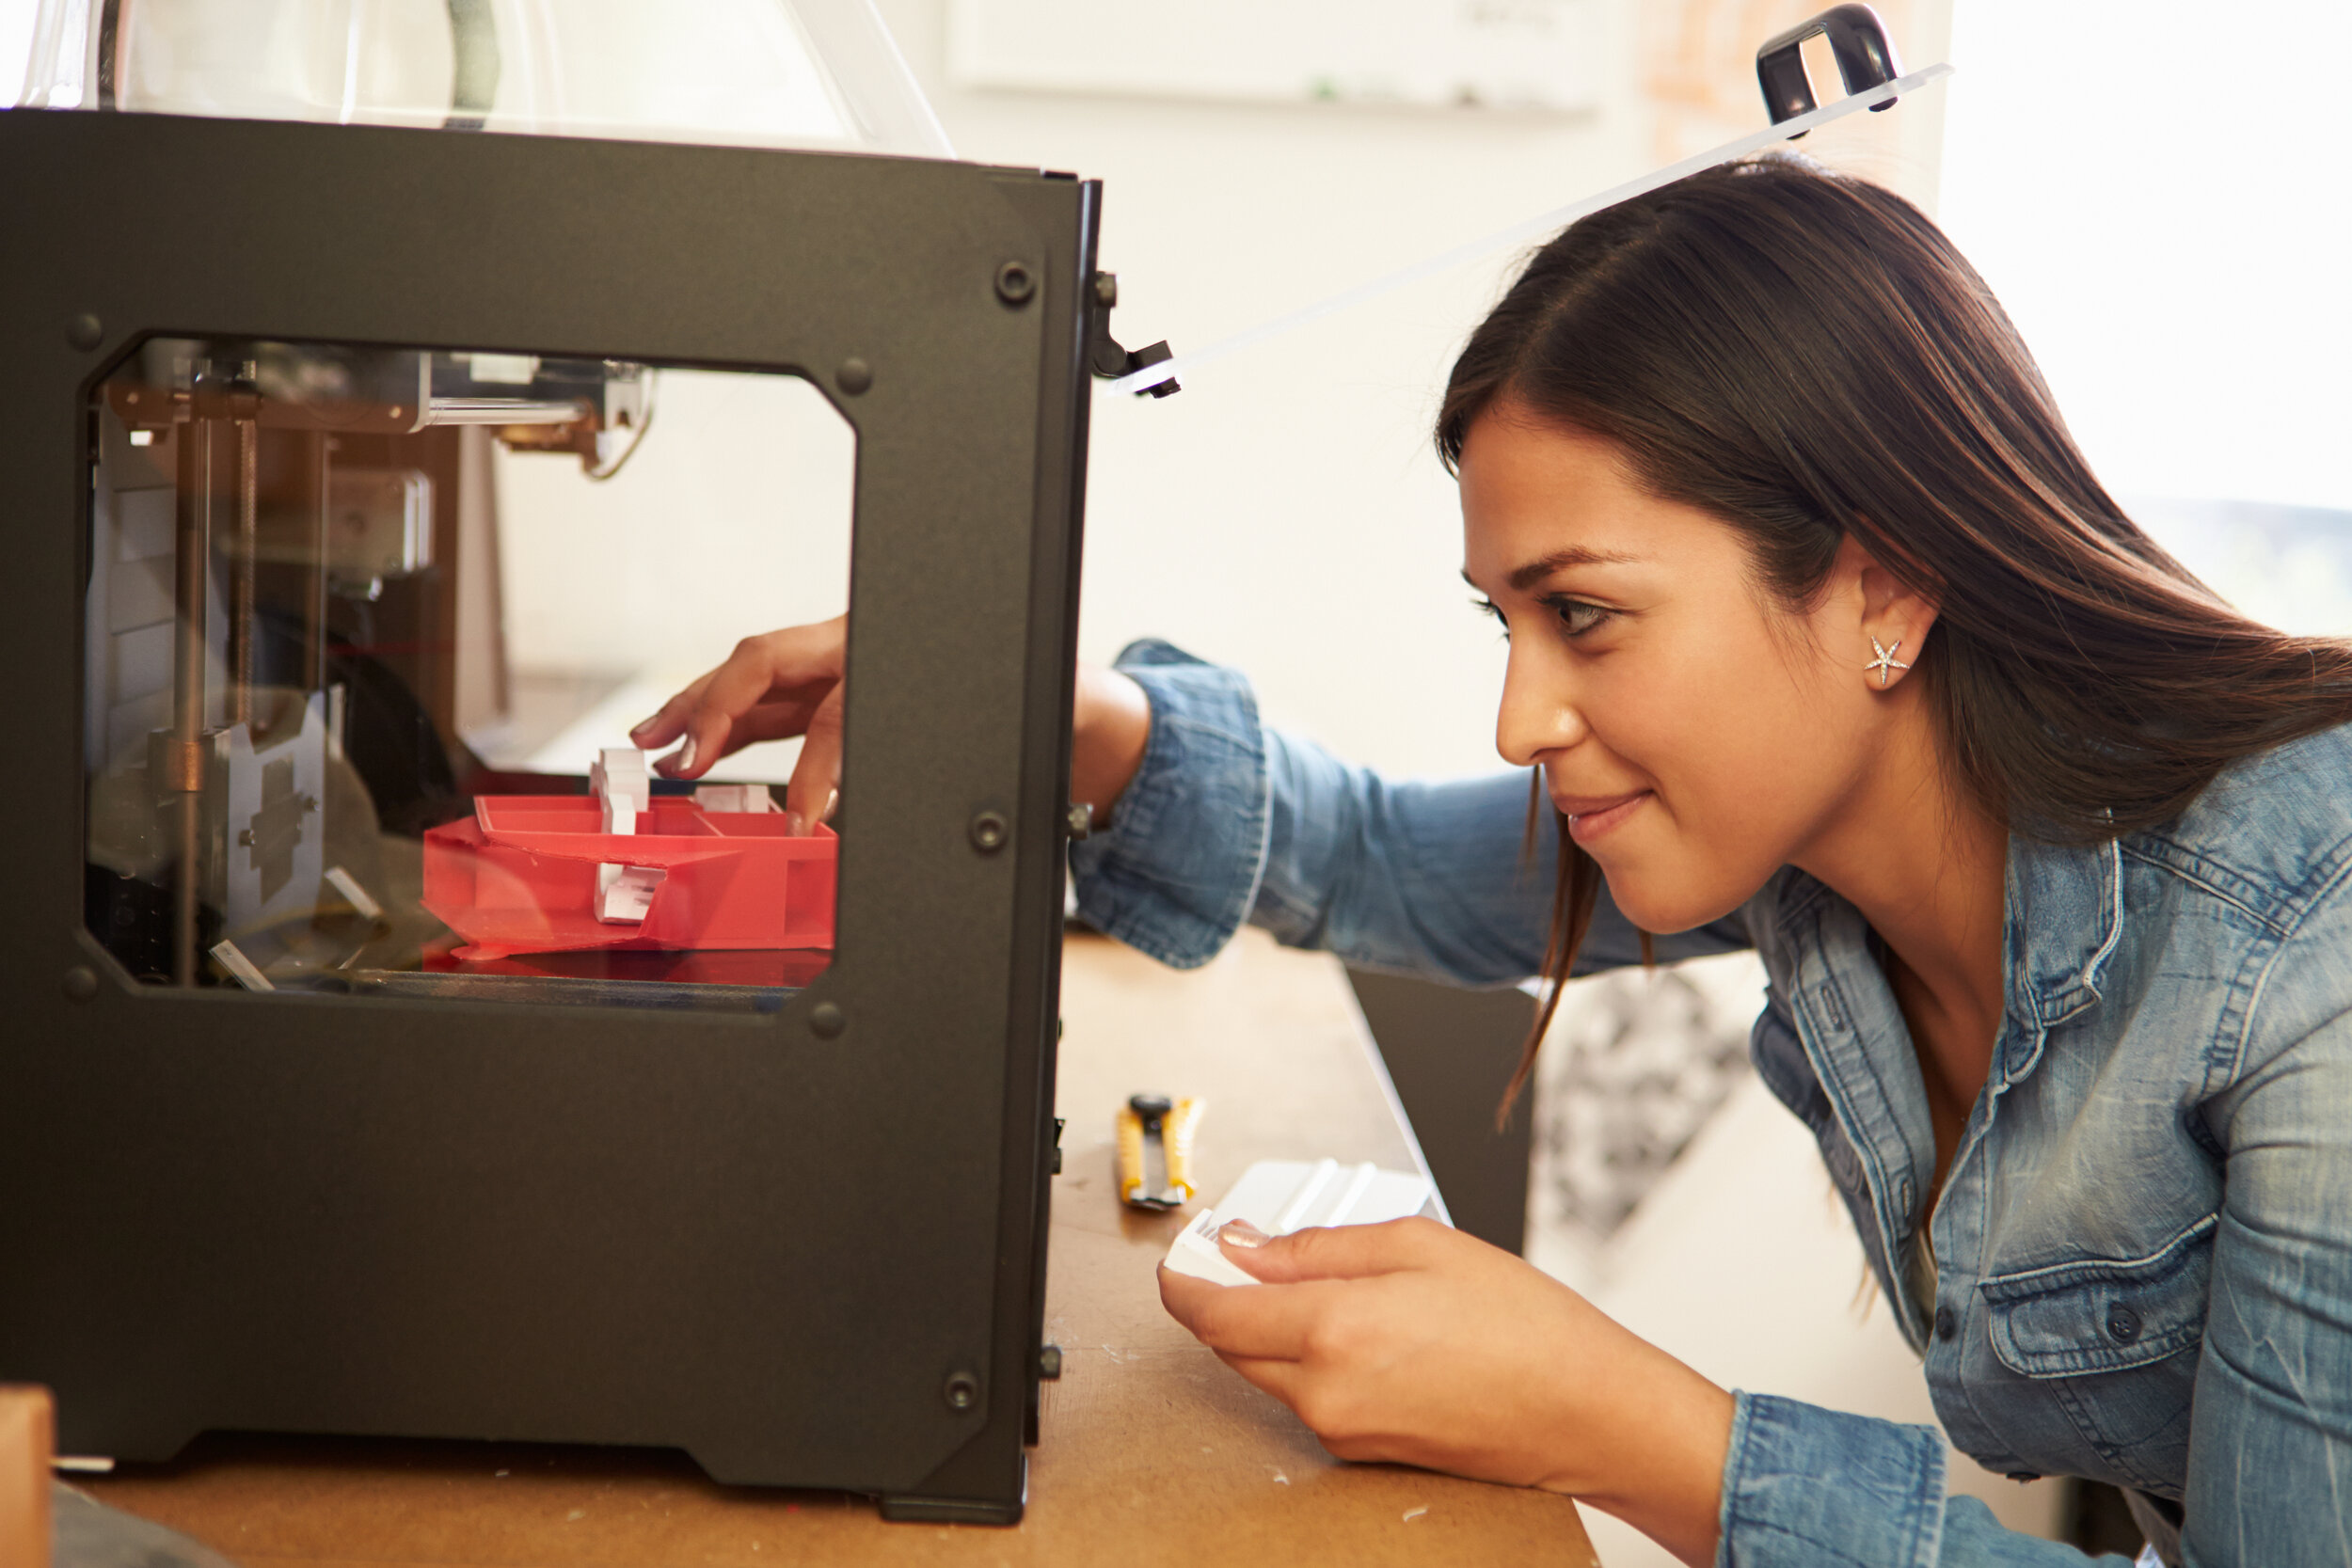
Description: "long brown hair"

(1444, 155), (2352, 1115)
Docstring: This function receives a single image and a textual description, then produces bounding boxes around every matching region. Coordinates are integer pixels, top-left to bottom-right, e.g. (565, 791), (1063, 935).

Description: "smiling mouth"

(1555, 790), (1650, 845)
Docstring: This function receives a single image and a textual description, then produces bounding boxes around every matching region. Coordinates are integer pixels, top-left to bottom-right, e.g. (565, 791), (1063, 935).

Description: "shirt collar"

(2003, 832), (2125, 1046)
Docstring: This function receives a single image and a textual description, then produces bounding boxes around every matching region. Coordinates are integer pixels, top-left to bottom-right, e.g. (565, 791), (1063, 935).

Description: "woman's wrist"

(1070, 663), (1152, 828)
(1538, 1322), (1736, 1567)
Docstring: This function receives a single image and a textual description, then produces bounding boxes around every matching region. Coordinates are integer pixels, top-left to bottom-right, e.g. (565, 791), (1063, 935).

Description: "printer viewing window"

(84, 338), (848, 1009)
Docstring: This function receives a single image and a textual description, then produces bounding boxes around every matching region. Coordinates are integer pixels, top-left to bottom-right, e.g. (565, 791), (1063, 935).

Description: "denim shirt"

(1071, 641), (2352, 1568)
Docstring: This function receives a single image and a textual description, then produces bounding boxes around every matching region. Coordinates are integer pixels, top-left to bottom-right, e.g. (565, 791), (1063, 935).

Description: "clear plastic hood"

(13, 0), (953, 157)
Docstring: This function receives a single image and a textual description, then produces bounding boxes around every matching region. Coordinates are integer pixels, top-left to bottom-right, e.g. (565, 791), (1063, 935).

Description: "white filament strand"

(1105, 61), (1957, 396)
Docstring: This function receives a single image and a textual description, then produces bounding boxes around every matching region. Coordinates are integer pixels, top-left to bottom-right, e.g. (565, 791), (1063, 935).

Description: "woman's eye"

(1548, 597), (1613, 637)
(1470, 596), (1510, 640)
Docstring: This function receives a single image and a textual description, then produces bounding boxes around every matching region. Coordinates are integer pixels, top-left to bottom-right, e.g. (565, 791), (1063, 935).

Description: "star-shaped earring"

(1864, 636), (1911, 689)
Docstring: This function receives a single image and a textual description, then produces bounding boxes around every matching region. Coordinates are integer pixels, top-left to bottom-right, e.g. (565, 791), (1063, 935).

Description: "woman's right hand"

(628, 617), (850, 836)
(629, 617), (1155, 837)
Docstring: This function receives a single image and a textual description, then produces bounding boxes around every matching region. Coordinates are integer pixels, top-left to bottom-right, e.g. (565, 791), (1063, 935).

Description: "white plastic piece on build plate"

(591, 747), (650, 832)
(590, 747), (664, 923)
(1162, 1158), (1437, 1288)
(324, 864), (383, 923)
(596, 866), (665, 924)
(1107, 61), (1955, 397)
(693, 784), (780, 814)
(209, 939), (275, 992)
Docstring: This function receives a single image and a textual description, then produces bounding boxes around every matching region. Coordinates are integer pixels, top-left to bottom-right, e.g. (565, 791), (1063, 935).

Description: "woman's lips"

(1556, 789), (1650, 846)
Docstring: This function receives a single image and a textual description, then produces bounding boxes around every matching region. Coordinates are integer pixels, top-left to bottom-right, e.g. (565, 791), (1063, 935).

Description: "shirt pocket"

(1979, 1212), (2216, 1495)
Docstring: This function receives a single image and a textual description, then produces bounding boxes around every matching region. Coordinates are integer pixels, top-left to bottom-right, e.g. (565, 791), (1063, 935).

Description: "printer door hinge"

(1087, 272), (1179, 397)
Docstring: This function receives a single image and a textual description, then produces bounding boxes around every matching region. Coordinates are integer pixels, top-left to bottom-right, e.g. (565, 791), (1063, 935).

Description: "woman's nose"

(1494, 646), (1585, 767)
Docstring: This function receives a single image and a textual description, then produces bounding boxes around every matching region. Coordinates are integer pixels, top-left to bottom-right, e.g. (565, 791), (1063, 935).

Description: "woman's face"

(1458, 406), (1900, 934)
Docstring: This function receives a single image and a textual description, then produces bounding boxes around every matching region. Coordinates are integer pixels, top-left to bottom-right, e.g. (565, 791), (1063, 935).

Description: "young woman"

(633, 157), (2352, 1566)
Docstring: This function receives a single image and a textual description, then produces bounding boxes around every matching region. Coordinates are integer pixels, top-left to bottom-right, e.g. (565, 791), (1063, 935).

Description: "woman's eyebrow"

(1484, 546), (1642, 592)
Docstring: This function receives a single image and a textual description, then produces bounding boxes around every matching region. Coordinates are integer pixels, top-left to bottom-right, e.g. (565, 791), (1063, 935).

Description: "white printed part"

(1160, 1159), (1438, 1287)
(467, 353), (540, 385)
(596, 863), (666, 924)
(209, 939), (276, 992)
(1163, 1209), (1261, 1288)
(1272, 1158), (1341, 1231)
(592, 748), (656, 911)
(1222, 1159), (1432, 1232)
(693, 784), (779, 814)
(591, 747), (651, 832)
(323, 864), (383, 923)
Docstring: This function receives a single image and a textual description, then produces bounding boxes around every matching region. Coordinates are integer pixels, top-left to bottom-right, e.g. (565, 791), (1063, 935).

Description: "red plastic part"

(422, 796), (837, 962)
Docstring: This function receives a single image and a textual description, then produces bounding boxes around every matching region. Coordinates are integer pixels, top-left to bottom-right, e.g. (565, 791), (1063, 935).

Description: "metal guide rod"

(303, 432), (330, 693)
(230, 395), (259, 729)
(170, 377), (215, 987)
(1106, 61), (1955, 397)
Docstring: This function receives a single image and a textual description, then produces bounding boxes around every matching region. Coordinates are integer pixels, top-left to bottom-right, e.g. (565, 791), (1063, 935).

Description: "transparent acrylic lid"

(13, 0), (953, 158)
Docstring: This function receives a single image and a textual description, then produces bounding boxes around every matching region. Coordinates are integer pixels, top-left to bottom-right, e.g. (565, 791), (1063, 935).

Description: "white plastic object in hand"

(590, 747), (664, 923)
(1162, 1158), (1436, 1288)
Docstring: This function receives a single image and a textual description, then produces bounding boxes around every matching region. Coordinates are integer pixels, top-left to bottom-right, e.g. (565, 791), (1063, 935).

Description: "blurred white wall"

(0, 0), (40, 99)
(1937, 0), (2352, 518)
(873, 0), (1646, 778)
(489, 371), (855, 777)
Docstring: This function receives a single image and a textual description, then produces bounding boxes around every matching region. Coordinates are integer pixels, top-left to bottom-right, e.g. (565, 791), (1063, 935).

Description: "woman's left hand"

(1157, 1216), (1735, 1566)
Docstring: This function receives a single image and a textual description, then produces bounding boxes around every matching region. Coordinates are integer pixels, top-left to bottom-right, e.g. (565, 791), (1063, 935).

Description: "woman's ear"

(1834, 534), (1941, 691)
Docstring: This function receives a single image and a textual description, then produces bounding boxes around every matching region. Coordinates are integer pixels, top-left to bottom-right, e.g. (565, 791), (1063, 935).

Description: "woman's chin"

(1598, 865), (1755, 938)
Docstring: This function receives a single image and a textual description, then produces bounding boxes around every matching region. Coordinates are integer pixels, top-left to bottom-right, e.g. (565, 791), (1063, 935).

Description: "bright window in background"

(1938, 0), (2352, 632)
(1, 0), (40, 101)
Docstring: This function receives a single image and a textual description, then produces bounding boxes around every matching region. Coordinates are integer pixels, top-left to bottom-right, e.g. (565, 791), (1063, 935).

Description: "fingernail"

(820, 787), (839, 825)
(677, 735), (697, 774)
(628, 716), (658, 741)
(784, 811), (805, 838)
(1218, 1219), (1270, 1249)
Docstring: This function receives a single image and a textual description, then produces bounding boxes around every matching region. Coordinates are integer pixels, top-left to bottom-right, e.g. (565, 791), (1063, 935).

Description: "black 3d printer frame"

(0, 108), (1095, 1525)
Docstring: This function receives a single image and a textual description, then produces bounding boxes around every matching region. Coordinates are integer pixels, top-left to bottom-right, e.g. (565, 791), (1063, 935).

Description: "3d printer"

(1, 0), (1159, 1524)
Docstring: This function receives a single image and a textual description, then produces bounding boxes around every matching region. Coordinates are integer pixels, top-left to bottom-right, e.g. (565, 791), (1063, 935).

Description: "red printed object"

(422, 796), (836, 961)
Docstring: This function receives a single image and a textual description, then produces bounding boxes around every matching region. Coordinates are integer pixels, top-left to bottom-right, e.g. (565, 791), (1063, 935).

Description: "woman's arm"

(2176, 989), (2352, 1565)
(1161, 1219), (1737, 1562)
(1162, 1223), (2145, 1567)
(1075, 640), (1752, 984)
(630, 626), (1748, 984)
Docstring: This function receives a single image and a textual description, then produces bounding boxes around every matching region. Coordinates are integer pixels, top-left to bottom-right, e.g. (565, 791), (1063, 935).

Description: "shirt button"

(2106, 1304), (2143, 1343)
(1934, 1305), (1957, 1341)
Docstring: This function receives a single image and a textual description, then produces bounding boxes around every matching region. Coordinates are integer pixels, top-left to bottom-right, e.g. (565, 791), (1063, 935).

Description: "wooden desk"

(82, 929), (1597, 1566)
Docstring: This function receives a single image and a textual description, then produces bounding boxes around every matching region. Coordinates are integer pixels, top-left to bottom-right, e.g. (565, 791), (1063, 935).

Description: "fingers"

(1219, 1216), (1454, 1286)
(1212, 1350), (1308, 1407)
(1156, 1263), (1227, 1337)
(628, 670), (717, 753)
(630, 618), (847, 784)
(1157, 1265), (1352, 1362)
(783, 684), (845, 835)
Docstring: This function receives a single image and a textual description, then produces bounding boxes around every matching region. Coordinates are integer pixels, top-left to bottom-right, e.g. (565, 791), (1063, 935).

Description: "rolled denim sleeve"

(1718, 1394), (2137, 1566)
(1071, 641), (1749, 983)
(1067, 641), (1275, 969)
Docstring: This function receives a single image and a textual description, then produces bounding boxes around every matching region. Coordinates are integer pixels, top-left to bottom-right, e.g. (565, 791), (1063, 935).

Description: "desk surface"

(83, 929), (1598, 1567)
